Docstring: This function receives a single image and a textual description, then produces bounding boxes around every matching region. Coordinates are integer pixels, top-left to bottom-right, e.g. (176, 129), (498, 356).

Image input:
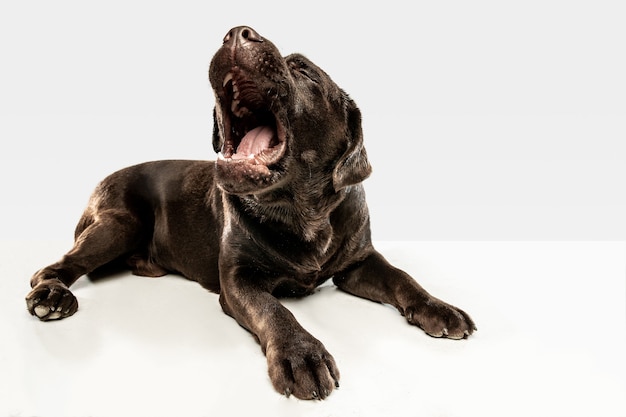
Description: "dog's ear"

(212, 108), (222, 154)
(332, 98), (372, 191)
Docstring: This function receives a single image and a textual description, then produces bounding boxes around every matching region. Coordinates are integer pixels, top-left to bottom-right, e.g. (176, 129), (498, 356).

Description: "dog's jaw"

(217, 70), (288, 166)
(212, 93), (290, 195)
(210, 29), (292, 195)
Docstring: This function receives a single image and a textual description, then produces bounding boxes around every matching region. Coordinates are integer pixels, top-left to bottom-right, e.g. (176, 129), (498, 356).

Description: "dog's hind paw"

(26, 279), (78, 321)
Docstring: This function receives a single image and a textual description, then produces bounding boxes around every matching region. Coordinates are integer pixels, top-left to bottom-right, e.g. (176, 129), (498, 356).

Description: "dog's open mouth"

(218, 70), (286, 166)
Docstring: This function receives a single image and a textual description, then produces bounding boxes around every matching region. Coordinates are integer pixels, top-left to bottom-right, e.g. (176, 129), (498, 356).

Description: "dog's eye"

(298, 69), (318, 83)
(289, 61), (319, 84)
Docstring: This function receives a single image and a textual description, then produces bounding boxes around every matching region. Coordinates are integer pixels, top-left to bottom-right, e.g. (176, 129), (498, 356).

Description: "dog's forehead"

(286, 53), (346, 104)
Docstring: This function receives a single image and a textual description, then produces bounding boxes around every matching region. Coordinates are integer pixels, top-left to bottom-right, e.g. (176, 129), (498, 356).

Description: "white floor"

(1, 240), (624, 417)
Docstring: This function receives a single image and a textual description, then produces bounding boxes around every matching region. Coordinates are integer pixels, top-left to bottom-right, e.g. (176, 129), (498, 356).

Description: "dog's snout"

(223, 26), (264, 46)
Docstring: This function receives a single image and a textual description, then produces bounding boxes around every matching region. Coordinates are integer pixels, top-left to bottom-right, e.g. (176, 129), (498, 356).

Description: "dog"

(25, 26), (476, 400)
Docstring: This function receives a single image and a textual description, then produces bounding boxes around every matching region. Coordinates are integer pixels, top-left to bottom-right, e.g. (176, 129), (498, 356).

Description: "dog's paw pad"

(25, 280), (78, 321)
(36, 308), (63, 320)
(34, 305), (51, 318)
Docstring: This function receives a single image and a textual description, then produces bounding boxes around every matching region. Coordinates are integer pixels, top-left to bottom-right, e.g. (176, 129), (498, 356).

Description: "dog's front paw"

(26, 279), (78, 321)
(404, 298), (476, 340)
(266, 335), (340, 400)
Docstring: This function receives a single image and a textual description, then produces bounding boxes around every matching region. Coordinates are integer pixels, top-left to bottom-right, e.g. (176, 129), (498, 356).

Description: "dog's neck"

(234, 184), (346, 244)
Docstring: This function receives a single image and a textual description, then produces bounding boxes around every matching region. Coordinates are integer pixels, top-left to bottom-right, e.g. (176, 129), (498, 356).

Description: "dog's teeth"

(222, 73), (233, 87)
(231, 99), (240, 114)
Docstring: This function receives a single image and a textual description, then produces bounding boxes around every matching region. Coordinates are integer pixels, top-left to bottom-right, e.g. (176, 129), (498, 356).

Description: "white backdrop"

(1, 0), (624, 240)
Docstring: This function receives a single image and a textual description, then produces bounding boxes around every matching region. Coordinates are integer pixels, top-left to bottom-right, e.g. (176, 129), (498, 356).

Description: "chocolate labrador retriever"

(25, 26), (476, 400)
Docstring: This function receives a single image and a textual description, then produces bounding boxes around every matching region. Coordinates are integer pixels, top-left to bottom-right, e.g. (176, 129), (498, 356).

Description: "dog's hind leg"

(25, 209), (144, 321)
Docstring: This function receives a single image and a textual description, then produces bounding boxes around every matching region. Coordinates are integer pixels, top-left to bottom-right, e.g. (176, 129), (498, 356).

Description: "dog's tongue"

(233, 126), (275, 160)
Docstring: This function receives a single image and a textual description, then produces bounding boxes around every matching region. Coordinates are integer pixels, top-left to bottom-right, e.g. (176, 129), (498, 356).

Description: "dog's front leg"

(334, 250), (477, 339)
(218, 270), (340, 400)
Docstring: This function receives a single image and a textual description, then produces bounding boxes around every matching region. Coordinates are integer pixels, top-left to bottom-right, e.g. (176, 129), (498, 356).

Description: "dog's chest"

(261, 223), (339, 274)
(271, 269), (330, 297)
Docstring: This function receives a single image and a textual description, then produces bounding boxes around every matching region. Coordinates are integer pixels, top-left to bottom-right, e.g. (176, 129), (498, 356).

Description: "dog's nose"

(223, 26), (264, 46)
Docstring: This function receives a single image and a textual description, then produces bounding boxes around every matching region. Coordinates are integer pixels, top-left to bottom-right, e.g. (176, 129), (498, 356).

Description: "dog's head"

(209, 26), (371, 196)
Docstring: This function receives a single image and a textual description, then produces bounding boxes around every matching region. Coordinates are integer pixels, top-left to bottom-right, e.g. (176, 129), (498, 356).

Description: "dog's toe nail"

(335, 380), (340, 388)
(442, 327), (448, 336)
(284, 388), (291, 398)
